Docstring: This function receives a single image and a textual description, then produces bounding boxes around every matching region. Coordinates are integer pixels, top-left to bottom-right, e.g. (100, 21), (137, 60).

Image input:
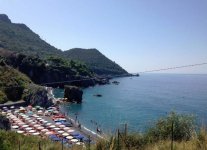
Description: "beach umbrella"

(66, 136), (73, 140)
(62, 132), (69, 137)
(25, 127), (33, 131)
(10, 106), (15, 109)
(49, 134), (57, 138)
(70, 132), (79, 136)
(59, 125), (65, 128)
(55, 122), (61, 125)
(17, 130), (24, 134)
(71, 139), (78, 143)
(22, 125), (29, 128)
(18, 122), (25, 126)
(67, 129), (75, 133)
(54, 127), (61, 131)
(41, 129), (49, 133)
(76, 142), (83, 145)
(34, 124), (41, 128)
(29, 121), (36, 125)
(63, 127), (70, 131)
(37, 126), (44, 130)
(32, 132), (40, 136)
(39, 119), (45, 122)
(46, 123), (52, 126)
(49, 125), (56, 128)
(42, 120), (48, 124)
(28, 130), (36, 133)
(3, 107), (8, 110)
(33, 114), (39, 118)
(45, 132), (54, 135)
(58, 130), (64, 134)
(11, 125), (19, 129)
(74, 134), (85, 140)
(51, 137), (61, 141)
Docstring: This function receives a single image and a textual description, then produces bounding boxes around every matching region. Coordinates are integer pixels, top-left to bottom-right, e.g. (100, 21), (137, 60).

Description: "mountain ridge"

(0, 14), (128, 76)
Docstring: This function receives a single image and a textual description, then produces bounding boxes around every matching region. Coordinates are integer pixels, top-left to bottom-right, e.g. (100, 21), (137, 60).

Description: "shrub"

(145, 112), (195, 142)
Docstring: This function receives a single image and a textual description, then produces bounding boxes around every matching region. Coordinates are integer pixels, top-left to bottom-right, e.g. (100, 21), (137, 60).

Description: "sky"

(0, 0), (207, 74)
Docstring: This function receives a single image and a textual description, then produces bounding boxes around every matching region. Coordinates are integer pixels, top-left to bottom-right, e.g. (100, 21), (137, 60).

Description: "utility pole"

(117, 129), (120, 150)
(62, 139), (63, 150)
(124, 123), (128, 137)
(18, 140), (20, 150)
(88, 135), (91, 150)
(171, 120), (174, 150)
(38, 141), (41, 150)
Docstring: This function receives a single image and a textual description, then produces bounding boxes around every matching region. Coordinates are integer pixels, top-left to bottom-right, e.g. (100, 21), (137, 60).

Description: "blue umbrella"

(74, 134), (85, 140)
(49, 135), (57, 138)
(70, 132), (79, 136)
(51, 137), (61, 141)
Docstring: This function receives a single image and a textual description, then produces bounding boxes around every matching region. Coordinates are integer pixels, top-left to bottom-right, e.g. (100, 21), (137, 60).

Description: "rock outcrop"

(0, 115), (10, 130)
(64, 86), (83, 103)
(23, 85), (53, 108)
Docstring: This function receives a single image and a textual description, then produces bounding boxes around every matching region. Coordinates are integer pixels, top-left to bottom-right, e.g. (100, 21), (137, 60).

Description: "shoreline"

(50, 87), (107, 142)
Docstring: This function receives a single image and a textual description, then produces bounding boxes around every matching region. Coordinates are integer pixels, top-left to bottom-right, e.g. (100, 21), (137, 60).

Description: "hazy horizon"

(0, 0), (207, 74)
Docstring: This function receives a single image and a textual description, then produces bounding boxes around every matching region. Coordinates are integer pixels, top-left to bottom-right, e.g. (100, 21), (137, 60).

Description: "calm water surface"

(54, 74), (207, 133)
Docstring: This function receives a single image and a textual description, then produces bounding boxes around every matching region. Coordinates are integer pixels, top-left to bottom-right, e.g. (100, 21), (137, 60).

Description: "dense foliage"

(0, 64), (32, 103)
(0, 130), (73, 150)
(0, 64), (52, 106)
(0, 14), (62, 57)
(0, 48), (93, 85)
(64, 48), (128, 75)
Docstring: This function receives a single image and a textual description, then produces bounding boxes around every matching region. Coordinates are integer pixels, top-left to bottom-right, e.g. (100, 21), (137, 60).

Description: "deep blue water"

(54, 74), (207, 133)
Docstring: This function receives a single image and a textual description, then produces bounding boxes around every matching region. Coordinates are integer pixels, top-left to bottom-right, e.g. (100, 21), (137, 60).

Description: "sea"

(53, 73), (207, 134)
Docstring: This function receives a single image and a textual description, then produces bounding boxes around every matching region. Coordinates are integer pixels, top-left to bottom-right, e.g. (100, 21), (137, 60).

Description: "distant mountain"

(0, 14), (128, 75)
(64, 48), (128, 75)
(0, 14), (61, 57)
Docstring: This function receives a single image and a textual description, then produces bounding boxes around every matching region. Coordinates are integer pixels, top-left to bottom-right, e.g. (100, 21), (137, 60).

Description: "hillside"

(0, 14), (62, 57)
(64, 48), (128, 75)
(0, 63), (53, 106)
(0, 14), (128, 76)
(0, 48), (93, 85)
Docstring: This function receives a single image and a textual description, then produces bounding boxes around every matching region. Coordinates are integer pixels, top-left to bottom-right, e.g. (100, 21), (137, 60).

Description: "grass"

(0, 130), (86, 150)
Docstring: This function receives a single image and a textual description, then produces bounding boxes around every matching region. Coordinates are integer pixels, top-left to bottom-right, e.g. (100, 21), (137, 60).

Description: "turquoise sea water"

(54, 74), (207, 133)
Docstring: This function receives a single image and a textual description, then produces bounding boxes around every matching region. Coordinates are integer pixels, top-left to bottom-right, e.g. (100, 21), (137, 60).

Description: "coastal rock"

(64, 85), (83, 103)
(23, 85), (53, 108)
(0, 115), (10, 130)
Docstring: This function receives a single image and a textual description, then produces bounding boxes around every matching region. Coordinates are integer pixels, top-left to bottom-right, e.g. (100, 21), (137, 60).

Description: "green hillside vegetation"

(0, 130), (75, 150)
(0, 63), (52, 106)
(0, 14), (127, 76)
(0, 48), (93, 85)
(0, 14), (62, 57)
(64, 48), (128, 75)
(0, 63), (32, 103)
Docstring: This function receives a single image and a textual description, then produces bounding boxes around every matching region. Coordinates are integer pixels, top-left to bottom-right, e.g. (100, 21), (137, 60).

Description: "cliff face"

(64, 86), (83, 103)
(23, 85), (53, 108)
(0, 48), (95, 87)
(0, 115), (10, 130)
(0, 64), (52, 107)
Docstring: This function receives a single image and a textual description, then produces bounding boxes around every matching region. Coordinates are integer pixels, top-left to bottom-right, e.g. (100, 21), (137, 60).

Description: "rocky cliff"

(64, 86), (83, 103)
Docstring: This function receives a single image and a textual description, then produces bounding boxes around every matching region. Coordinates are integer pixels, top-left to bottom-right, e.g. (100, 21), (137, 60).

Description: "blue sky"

(0, 0), (207, 74)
